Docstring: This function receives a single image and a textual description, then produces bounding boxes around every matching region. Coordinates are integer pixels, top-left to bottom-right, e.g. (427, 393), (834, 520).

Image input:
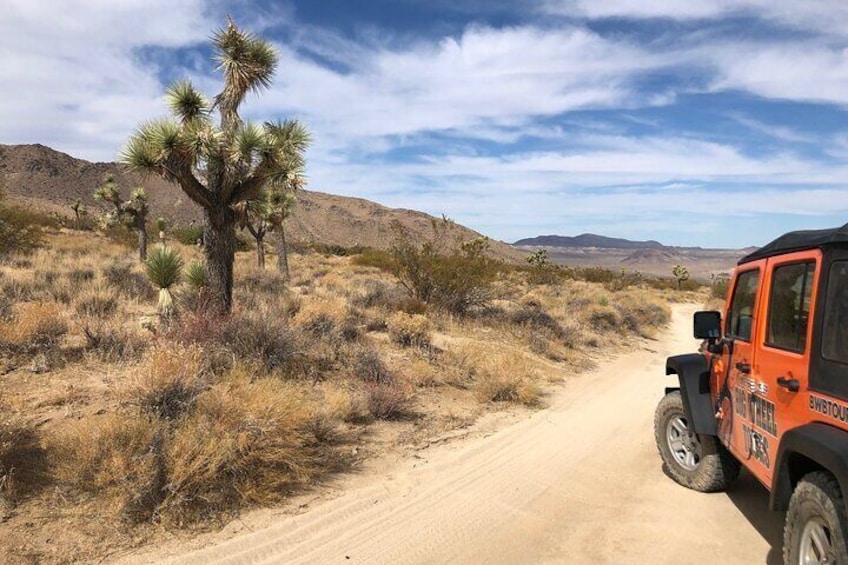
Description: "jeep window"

(726, 269), (760, 341)
(766, 261), (815, 353)
(823, 261), (848, 364)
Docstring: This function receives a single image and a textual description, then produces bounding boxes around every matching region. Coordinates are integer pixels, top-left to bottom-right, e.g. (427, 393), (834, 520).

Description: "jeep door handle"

(736, 362), (751, 374)
(777, 377), (800, 393)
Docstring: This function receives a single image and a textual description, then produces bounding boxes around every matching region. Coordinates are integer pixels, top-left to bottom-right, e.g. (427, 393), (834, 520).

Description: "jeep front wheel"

(653, 391), (740, 492)
(784, 471), (848, 565)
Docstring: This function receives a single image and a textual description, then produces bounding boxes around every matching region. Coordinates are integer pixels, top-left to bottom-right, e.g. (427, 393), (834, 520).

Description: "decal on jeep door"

(742, 424), (770, 469)
(733, 387), (777, 436)
(809, 395), (848, 424)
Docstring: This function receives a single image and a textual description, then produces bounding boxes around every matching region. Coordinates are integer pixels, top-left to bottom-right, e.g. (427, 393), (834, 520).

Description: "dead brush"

(0, 412), (48, 505)
(126, 345), (209, 421)
(81, 317), (149, 362)
(159, 375), (322, 524)
(74, 282), (119, 319)
(49, 412), (166, 522)
(387, 312), (432, 348)
(0, 302), (68, 355)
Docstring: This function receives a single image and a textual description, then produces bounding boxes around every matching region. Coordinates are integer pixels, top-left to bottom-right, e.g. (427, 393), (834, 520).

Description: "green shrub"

(173, 225), (205, 246)
(0, 194), (47, 258)
(388, 221), (501, 314)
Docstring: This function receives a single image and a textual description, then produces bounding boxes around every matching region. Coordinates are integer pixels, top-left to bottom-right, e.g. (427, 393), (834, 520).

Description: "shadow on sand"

(724, 469), (785, 565)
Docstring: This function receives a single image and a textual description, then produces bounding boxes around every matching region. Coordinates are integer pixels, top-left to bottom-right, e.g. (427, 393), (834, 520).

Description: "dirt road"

(127, 304), (785, 564)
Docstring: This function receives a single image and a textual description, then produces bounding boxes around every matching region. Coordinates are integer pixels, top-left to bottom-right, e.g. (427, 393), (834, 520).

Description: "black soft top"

(739, 223), (848, 265)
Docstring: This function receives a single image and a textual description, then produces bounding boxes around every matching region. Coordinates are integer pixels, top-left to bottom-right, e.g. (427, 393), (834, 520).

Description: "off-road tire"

(653, 391), (740, 492)
(784, 471), (848, 565)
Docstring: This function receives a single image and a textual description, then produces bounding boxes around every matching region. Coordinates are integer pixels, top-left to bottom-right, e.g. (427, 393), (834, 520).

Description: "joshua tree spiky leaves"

(120, 18), (310, 314)
(145, 246), (183, 321)
(93, 174), (149, 261)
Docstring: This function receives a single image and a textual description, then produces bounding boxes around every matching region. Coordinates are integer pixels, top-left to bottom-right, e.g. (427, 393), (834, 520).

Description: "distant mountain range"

(513, 233), (667, 250)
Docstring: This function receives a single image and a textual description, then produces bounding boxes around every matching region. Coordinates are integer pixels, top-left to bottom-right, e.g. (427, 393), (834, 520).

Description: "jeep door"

(717, 261), (765, 468)
(751, 250), (820, 487)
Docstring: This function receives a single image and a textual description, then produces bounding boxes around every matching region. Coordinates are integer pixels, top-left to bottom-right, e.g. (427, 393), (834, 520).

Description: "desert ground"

(1, 223), (685, 564)
(119, 304), (784, 565)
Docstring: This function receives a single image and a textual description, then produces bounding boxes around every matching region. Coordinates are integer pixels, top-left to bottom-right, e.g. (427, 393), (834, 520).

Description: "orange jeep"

(655, 224), (848, 564)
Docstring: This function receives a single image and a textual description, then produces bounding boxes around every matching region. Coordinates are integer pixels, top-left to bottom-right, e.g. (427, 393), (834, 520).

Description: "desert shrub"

(81, 318), (149, 362)
(311, 243), (368, 257)
(0, 292), (11, 320)
(173, 225), (205, 246)
(292, 299), (347, 338)
(103, 261), (155, 299)
(586, 303), (621, 331)
(364, 380), (414, 420)
(614, 294), (671, 335)
(509, 303), (567, 340)
(75, 283), (119, 318)
(0, 302), (68, 354)
(184, 260), (207, 290)
(171, 309), (303, 376)
(471, 350), (542, 406)
(387, 221), (501, 314)
(68, 268), (95, 284)
(0, 195), (49, 258)
(352, 349), (394, 384)
(126, 345), (209, 420)
(0, 413), (47, 503)
(351, 248), (395, 271)
(711, 278), (730, 300)
(159, 376), (319, 523)
(387, 312), (432, 348)
(644, 276), (701, 292)
(50, 412), (166, 522)
(576, 267), (619, 284)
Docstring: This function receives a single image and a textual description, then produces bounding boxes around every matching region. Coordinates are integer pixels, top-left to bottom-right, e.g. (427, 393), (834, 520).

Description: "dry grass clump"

(0, 411), (47, 505)
(169, 308), (304, 376)
(388, 312), (432, 348)
(126, 345), (209, 420)
(50, 413), (165, 521)
(292, 298), (348, 337)
(0, 302), (68, 355)
(74, 282), (119, 318)
(103, 261), (155, 300)
(81, 318), (149, 362)
(348, 348), (414, 419)
(51, 366), (342, 525)
(447, 344), (544, 406)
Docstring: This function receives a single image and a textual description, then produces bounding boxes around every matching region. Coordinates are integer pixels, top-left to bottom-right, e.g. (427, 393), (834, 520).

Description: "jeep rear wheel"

(653, 391), (740, 492)
(784, 472), (848, 565)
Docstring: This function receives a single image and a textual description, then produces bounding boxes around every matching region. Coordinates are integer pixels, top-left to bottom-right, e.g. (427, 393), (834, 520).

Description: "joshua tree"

(93, 174), (149, 261)
(236, 189), (297, 272)
(672, 264), (690, 290)
(120, 18), (310, 314)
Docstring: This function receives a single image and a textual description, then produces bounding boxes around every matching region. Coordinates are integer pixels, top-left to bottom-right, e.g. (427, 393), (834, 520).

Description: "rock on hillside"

(0, 144), (521, 261)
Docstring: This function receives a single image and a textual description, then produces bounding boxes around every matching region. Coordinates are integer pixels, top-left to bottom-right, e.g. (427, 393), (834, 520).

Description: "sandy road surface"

(126, 304), (785, 565)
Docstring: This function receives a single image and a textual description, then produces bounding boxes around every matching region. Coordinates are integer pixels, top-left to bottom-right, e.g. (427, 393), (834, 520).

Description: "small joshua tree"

(145, 246), (183, 321)
(672, 264), (690, 290)
(93, 174), (149, 261)
(235, 189), (297, 274)
(527, 249), (550, 268)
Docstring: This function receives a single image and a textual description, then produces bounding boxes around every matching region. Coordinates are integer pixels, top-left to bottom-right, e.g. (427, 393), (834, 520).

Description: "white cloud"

(0, 0), (215, 160)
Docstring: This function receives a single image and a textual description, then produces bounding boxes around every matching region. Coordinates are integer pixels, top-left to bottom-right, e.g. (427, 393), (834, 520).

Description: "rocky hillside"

(0, 144), (521, 261)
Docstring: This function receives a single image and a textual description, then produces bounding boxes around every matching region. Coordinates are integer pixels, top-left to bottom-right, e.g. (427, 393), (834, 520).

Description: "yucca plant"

(145, 247), (183, 318)
(120, 18), (310, 314)
(185, 260), (207, 290)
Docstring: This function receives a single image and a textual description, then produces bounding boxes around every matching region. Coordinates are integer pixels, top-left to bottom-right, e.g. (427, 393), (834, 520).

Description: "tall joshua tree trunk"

(204, 206), (236, 313)
(256, 235), (266, 269)
(135, 215), (148, 261)
(276, 225), (289, 280)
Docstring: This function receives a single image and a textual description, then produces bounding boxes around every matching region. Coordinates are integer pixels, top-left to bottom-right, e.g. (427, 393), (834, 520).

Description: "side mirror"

(694, 311), (722, 340)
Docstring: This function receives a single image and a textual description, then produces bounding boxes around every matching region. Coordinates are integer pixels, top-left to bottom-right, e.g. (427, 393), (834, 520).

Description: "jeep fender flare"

(665, 353), (717, 436)
(771, 423), (848, 515)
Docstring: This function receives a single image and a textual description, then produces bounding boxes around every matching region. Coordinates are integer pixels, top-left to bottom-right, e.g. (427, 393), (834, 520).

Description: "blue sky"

(3, 1), (848, 247)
